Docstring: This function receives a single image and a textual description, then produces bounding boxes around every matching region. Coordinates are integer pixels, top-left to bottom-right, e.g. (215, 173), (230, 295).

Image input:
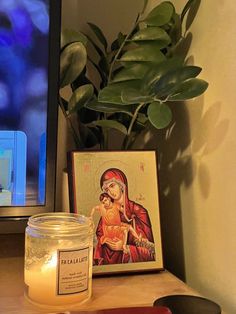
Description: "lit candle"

(24, 213), (93, 310)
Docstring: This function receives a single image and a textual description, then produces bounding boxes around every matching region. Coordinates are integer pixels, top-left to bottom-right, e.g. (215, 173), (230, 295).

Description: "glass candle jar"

(24, 213), (94, 310)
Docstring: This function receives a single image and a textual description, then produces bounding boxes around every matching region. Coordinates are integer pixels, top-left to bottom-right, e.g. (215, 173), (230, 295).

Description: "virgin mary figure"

(94, 168), (156, 265)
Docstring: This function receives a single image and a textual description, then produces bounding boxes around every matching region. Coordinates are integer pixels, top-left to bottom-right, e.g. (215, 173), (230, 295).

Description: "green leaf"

(88, 22), (108, 51)
(71, 67), (93, 92)
(68, 84), (94, 113)
(112, 63), (150, 83)
(87, 35), (105, 58)
(60, 42), (87, 88)
(185, 0), (201, 32)
(111, 32), (126, 51)
(98, 55), (109, 76)
(137, 113), (148, 125)
(132, 112), (149, 132)
(181, 0), (195, 22)
(119, 43), (166, 63)
(92, 120), (127, 135)
(86, 35), (109, 83)
(88, 56), (107, 83)
(121, 88), (154, 104)
(169, 78), (208, 101)
(98, 81), (141, 105)
(153, 65), (202, 97)
(118, 32), (126, 46)
(144, 1), (175, 26)
(61, 29), (87, 49)
(169, 13), (182, 44)
(130, 27), (171, 48)
(85, 99), (133, 115)
(142, 57), (183, 91)
(147, 101), (172, 129)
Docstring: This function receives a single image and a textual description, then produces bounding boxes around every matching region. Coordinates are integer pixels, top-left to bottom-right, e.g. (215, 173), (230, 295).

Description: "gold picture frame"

(67, 150), (163, 275)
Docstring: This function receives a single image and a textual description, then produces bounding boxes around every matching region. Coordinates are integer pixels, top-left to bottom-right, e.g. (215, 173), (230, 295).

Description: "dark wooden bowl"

(153, 295), (221, 314)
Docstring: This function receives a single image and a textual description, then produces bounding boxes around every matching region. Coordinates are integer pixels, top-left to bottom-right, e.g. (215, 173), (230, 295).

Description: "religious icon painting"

(67, 150), (163, 275)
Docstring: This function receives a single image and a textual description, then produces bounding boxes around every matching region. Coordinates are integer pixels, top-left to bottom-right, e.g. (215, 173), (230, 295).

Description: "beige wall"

(61, 0), (144, 40)
(60, 1), (236, 313)
(161, 0), (235, 313)
(176, 1), (236, 313)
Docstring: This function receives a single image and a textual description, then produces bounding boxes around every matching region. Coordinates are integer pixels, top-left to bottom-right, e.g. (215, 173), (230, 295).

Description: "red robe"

(94, 168), (155, 265)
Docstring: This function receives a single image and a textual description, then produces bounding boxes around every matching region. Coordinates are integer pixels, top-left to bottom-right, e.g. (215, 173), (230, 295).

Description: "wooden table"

(0, 255), (201, 314)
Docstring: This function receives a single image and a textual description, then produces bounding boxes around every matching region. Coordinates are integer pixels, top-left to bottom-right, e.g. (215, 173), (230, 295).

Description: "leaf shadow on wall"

(191, 101), (229, 199)
(135, 98), (229, 281)
(140, 100), (195, 281)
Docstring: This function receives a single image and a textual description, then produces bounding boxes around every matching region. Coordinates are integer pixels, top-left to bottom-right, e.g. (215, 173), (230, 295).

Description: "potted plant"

(59, 0), (208, 150)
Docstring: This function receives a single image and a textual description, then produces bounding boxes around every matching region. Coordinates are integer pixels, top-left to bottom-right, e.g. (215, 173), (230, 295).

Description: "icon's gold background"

(72, 151), (163, 273)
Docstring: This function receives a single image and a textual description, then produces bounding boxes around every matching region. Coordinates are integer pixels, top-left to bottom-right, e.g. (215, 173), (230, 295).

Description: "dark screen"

(0, 0), (51, 206)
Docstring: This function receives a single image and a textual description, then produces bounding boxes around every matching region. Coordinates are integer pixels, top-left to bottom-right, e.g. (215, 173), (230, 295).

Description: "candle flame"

(42, 252), (58, 272)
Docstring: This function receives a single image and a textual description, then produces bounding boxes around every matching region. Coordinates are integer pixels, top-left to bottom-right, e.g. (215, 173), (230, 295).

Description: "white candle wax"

(24, 213), (94, 310)
(25, 250), (92, 308)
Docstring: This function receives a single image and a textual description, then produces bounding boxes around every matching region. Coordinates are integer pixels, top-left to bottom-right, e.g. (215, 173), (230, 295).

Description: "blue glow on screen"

(0, 0), (50, 206)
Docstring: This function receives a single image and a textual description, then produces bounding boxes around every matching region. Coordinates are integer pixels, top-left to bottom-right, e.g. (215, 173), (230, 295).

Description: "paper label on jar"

(57, 247), (89, 295)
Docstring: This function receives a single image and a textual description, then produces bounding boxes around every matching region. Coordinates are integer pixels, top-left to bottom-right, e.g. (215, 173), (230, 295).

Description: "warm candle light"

(24, 213), (94, 310)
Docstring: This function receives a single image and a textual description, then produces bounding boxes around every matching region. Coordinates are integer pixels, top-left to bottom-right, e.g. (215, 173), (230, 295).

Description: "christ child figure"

(90, 193), (141, 254)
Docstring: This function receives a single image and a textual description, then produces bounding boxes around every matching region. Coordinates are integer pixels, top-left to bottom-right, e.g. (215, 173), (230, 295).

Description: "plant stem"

(123, 103), (144, 149)
(59, 97), (84, 149)
(108, 16), (140, 84)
